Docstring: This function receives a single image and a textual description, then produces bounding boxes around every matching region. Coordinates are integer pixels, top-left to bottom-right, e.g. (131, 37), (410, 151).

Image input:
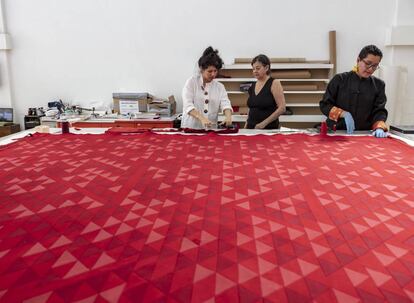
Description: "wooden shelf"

(219, 114), (247, 123)
(284, 91), (325, 94)
(280, 115), (325, 122)
(227, 91), (325, 94)
(286, 103), (320, 107)
(217, 55), (333, 128)
(217, 78), (329, 82)
(227, 91), (246, 95)
(219, 114), (325, 123)
(223, 63), (334, 69)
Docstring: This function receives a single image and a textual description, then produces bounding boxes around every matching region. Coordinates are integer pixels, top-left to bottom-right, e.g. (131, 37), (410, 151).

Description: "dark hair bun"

(202, 46), (217, 57)
(198, 46), (223, 70)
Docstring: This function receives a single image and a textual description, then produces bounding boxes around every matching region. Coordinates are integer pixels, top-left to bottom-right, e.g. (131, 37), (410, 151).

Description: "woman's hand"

(200, 117), (213, 129)
(220, 108), (233, 128)
(188, 109), (213, 129)
(254, 122), (267, 129)
(220, 116), (232, 127)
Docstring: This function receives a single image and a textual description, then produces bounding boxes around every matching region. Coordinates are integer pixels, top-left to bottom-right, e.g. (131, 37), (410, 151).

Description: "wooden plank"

(329, 30), (337, 76)
(234, 57), (307, 64)
(282, 84), (319, 91)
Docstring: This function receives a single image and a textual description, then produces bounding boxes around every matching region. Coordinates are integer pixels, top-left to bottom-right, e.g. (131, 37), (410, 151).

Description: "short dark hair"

(251, 54), (271, 75)
(358, 45), (383, 60)
(198, 46), (223, 70)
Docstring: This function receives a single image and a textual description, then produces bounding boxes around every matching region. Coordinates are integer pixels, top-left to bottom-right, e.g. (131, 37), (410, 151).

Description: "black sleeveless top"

(246, 77), (279, 129)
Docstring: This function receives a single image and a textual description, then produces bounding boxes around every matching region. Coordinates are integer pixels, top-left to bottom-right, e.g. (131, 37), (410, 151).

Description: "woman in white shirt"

(181, 47), (233, 129)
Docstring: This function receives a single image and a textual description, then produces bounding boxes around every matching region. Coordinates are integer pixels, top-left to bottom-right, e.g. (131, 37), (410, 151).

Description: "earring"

(352, 65), (359, 72)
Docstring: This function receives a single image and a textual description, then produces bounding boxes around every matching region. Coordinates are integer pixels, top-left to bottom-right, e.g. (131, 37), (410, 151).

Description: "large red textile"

(0, 133), (414, 302)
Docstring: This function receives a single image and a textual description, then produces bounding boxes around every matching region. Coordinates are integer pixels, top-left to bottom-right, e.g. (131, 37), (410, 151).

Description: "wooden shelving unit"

(217, 63), (333, 128)
(217, 31), (336, 129)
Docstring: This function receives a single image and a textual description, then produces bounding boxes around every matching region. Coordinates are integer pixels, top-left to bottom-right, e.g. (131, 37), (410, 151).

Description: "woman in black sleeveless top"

(246, 54), (286, 129)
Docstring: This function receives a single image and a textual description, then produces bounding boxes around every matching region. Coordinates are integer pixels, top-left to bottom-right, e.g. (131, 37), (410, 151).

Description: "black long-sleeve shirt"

(319, 71), (388, 130)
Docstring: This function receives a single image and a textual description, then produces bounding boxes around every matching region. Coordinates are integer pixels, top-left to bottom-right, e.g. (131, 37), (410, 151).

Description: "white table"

(1, 127), (413, 146)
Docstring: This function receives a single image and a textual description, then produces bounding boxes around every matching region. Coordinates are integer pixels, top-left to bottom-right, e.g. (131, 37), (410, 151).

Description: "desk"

(0, 123), (20, 137)
(71, 119), (174, 129)
(0, 130), (413, 302)
(43, 115), (177, 129)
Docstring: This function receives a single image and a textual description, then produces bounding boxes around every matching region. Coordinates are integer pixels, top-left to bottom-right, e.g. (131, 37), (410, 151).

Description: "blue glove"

(374, 128), (387, 138)
(343, 112), (355, 134)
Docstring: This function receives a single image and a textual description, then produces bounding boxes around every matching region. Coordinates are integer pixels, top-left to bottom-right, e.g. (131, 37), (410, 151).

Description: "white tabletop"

(0, 128), (108, 146)
(1, 127), (413, 147)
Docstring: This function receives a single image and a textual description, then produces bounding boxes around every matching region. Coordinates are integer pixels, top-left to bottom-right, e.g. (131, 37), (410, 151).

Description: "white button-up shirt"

(181, 75), (232, 129)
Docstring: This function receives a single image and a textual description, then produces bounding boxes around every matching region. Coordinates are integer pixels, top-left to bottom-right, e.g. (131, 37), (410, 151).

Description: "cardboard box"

(146, 95), (176, 116)
(112, 93), (152, 113)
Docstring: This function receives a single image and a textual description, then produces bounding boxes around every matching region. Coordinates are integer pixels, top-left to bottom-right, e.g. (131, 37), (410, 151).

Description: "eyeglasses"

(362, 59), (380, 70)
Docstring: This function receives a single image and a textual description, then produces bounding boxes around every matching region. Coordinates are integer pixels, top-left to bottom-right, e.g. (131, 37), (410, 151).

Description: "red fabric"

(0, 133), (414, 302)
(181, 127), (239, 134)
(106, 127), (150, 134)
(105, 127), (239, 135)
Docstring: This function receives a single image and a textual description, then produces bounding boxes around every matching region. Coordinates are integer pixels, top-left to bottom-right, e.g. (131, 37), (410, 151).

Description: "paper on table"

(119, 100), (139, 115)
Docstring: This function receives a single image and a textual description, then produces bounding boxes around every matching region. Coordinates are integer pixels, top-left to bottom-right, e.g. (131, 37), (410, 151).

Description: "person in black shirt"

(246, 54), (286, 129)
(319, 45), (388, 138)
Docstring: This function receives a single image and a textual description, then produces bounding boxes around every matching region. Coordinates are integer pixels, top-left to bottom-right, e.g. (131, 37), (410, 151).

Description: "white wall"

(0, 0), (12, 109)
(395, 0), (414, 25)
(387, 0), (414, 124)
(1, 0), (398, 126)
